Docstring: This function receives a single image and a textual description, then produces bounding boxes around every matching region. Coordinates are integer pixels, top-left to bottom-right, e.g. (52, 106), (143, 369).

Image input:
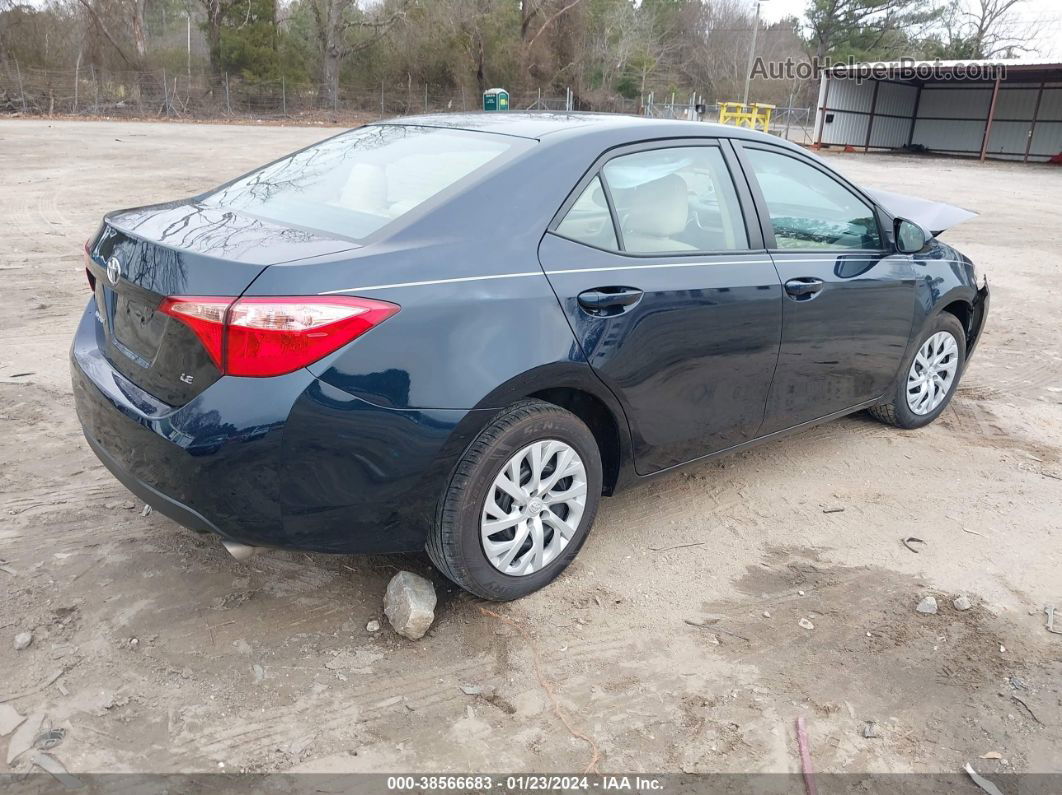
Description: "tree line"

(0, 0), (1045, 115)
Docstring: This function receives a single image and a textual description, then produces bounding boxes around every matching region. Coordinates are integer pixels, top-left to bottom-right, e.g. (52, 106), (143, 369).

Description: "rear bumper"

(71, 302), (490, 553)
(84, 430), (222, 535)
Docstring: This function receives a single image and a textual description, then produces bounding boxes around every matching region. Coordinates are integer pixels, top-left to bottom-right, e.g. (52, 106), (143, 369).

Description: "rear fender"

(280, 378), (500, 552)
(470, 362), (638, 493)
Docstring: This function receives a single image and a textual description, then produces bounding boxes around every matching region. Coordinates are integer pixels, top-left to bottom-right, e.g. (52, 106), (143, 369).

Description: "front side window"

(555, 176), (618, 250)
(203, 125), (522, 240)
(745, 149), (882, 250)
(602, 146), (748, 254)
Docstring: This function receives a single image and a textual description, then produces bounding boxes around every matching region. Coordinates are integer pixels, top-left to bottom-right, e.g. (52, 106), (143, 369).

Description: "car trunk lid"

(88, 201), (358, 406)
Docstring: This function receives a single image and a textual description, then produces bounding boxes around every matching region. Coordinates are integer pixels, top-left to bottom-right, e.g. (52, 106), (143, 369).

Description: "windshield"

(202, 125), (521, 240)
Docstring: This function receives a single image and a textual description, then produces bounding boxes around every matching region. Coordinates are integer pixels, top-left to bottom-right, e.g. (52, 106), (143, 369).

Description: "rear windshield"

(202, 125), (521, 240)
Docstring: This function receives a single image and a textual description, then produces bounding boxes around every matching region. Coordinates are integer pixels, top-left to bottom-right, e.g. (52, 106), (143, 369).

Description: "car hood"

(865, 189), (978, 237)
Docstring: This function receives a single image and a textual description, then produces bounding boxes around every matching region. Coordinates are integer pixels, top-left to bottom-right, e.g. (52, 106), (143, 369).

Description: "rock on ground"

(13, 631), (32, 651)
(916, 596), (938, 615)
(383, 571), (437, 640)
(953, 595), (973, 611)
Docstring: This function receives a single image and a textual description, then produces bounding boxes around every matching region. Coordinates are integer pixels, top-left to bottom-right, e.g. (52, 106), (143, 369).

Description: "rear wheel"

(868, 313), (966, 429)
(427, 400), (602, 600)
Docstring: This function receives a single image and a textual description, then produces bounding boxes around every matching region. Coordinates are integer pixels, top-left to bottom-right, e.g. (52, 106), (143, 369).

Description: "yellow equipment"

(717, 101), (776, 132)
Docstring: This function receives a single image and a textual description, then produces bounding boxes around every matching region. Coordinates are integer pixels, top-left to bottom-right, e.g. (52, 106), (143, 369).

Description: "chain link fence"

(1, 63), (810, 141)
(0, 65), (625, 120)
(643, 91), (814, 143)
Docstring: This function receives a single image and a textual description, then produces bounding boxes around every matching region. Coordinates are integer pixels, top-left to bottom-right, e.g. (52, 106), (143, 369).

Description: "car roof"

(376, 111), (797, 149)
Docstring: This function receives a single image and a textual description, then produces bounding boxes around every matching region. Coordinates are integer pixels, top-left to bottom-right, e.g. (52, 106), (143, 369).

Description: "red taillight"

(159, 295), (398, 377)
(159, 297), (231, 369)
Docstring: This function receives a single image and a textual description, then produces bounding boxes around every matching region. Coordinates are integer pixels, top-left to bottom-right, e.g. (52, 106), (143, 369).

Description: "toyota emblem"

(106, 257), (122, 285)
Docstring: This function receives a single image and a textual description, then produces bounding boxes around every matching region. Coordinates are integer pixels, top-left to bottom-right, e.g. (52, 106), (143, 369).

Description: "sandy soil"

(0, 119), (1060, 779)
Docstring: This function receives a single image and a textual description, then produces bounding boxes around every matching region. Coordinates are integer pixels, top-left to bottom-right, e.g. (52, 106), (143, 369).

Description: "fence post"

(282, 75), (286, 115)
(424, 83), (428, 112)
(224, 72), (231, 114)
(783, 87), (795, 141)
(91, 64), (99, 113)
(162, 67), (168, 115)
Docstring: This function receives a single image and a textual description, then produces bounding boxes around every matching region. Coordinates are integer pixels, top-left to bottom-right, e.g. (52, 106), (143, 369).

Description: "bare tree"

(457, 0), (490, 93)
(939, 0), (1037, 58)
(519, 0), (587, 81)
(130, 0), (145, 58)
(577, 1), (641, 102)
(75, 0), (134, 64)
(309, 0), (404, 107)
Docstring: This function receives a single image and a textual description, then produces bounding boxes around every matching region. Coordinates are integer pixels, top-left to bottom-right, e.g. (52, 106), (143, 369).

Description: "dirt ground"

(1, 119), (1060, 781)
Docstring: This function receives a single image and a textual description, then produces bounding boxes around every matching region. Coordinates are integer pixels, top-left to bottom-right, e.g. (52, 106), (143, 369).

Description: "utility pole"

(742, 0), (768, 106)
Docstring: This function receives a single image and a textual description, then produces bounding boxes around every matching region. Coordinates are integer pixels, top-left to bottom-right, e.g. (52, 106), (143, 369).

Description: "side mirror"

(894, 218), (927, 254)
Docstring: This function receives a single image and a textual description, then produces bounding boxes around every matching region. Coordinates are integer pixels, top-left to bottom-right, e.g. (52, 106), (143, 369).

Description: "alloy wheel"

(480, 439), (588, 576)
(906, 331), (959, 415)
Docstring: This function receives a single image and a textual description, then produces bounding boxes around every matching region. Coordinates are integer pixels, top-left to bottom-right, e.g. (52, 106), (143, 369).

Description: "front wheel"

(868, 312), (967, 429)
(427, 399), (602, 600)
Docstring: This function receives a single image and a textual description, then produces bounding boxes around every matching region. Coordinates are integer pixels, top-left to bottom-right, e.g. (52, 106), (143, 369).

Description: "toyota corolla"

(72, 113), (989, 600)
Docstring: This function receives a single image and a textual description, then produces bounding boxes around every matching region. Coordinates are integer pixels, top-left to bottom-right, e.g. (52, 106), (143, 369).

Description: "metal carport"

(813, 58), (1062, 163)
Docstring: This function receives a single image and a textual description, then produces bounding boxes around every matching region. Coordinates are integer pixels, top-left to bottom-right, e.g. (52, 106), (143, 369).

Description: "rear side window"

(745, 149), (882, 250)
(203, 125), (521, 240)
(555, 176), (618, 250)
(603, 147), (748, 254)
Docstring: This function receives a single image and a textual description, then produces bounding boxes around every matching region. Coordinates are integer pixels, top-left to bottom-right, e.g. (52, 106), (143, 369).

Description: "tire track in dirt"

(180, 654), (495, 760)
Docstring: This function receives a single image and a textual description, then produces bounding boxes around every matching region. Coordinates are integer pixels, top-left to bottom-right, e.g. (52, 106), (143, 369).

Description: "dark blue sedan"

(72, 113), (989, 599)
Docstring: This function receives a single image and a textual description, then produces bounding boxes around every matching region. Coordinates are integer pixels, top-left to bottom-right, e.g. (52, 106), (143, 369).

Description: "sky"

(758, 0), (1062, 59)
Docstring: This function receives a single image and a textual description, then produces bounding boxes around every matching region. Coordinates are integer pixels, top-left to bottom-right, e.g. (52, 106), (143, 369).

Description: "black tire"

(868, 312), (967, 429)
(427, 399), (602, 600)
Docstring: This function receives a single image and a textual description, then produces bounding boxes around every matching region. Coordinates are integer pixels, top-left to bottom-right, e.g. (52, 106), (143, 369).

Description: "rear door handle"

(784, 278), (825, 299)
(577, 287), (643, 315)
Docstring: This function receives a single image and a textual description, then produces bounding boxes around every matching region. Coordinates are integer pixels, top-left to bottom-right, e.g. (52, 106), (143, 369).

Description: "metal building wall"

(871, 82), (919, 147)
(908, 86), (989, 153)
(814, 76), (917, 149)
(815, 77), (873, 146)
(979, 84), (1062, 161)
(1029, 86), (1062, 160)
(813, 69), (1062, 162)
(869, 116), (911, 148)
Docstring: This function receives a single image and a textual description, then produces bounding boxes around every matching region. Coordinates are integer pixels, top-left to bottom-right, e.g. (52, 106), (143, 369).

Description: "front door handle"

(784, 277), (825, 300)
(577, 287), (643, 316)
